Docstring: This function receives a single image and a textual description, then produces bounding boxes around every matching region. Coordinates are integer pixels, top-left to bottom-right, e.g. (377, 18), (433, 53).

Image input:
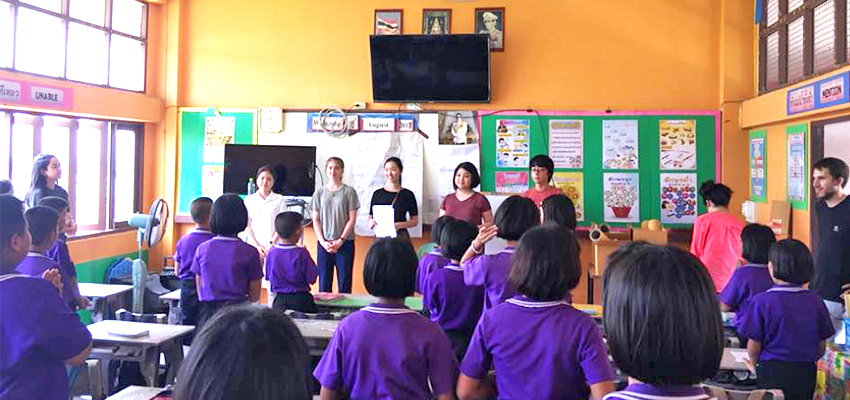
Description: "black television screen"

(370, 34), (490, 103)
(223, 145), (316, 196)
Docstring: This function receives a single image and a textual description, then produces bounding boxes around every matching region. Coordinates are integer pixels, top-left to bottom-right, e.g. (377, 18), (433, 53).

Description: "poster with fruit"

(603, 173), (639, 223)
(659, 173), (697, 224)
(552, 172), (584, 222)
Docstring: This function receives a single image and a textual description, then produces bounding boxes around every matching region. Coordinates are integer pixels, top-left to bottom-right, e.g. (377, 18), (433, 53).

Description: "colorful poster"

(749, 132), (767, 202)
(602, 120), (639, 169)
(203, 116), (235, 163)
(603, 173), (640, 223)
(496, 119), (530, 168)
(659, 119), (697, 170)
(495, 171), (528, 193)
(787, 131), (807, 205)
(659, 173), (698, 224)
(201, 165), (224, 199)
(552, 172), (585, 222)
(549, 119), (583, 169)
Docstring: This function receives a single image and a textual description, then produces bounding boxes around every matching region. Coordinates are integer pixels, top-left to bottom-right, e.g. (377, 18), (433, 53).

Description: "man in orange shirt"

(521, 155), (564, 207)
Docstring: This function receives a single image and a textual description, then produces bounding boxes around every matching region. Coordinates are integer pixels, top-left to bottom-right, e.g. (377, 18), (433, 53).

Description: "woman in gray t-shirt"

(311, 157), (360, 293)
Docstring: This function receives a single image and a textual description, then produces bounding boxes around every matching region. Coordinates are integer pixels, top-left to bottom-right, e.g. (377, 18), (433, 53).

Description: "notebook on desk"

(108, 325), (150, 338)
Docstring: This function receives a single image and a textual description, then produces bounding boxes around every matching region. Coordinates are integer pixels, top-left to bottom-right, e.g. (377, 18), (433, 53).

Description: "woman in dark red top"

(439, 162), (493, 227)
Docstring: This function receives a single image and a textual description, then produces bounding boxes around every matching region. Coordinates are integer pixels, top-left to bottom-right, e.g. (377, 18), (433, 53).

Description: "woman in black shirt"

(368, 157), (419, 242)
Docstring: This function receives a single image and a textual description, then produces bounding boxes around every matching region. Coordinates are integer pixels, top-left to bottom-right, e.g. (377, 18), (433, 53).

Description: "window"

(2, 110), (143, 234)
(2, 0), (148, 92)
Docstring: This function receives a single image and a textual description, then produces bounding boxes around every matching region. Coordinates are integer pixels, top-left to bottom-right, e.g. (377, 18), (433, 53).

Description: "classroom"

(2, 0), (850, 399)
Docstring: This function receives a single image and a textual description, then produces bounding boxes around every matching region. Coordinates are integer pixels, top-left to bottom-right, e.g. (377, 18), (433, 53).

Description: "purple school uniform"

(265, 245), (318, 294)
(416, 248), (448, 294)
(463, 247), (516, 310)
(190, 236), (263, 302)
(173, 229), (214, 280)
(425, 263), (484, 332)
(718, 263), (773, 329)
(15, 253), (60, 280)
(738, 285), (835, 362)
(313, 303), (458, 399)
(604, 383), (713, 400)
(461, 295), (615, 400)
(1, 274), (92, 400)
(47, 240), (79, 305)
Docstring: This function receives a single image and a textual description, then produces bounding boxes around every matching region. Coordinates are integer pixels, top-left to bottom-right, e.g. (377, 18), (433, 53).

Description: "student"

(690, 180), (745, 292)
(173, 197), (214, 341)
(522, 154), (564, 207)
(719, 223), (776, 346)
(175, 305), (313, 400)
(38, 196), (88, 311)
(314, 238), (458, 400)
(25, 154), (77, 237)
(425, 219), (485, 360)
(16, 206), (61, 281)
(266, 211), (318, 313)
(0, 179), (12, 195)
(416, 215), (454, 295)
(457, 224), (615, 400)
(461, 195), (539, 310)
(191, 194), (263, 330)
(541, 194), (577, 231)
(601, 243), (725, 400)
(0, 195), (92, 400)
(739, 239), (834, 400)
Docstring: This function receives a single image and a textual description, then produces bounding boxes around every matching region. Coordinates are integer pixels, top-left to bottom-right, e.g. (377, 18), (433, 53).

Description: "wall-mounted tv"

(223, 145), (316, 196)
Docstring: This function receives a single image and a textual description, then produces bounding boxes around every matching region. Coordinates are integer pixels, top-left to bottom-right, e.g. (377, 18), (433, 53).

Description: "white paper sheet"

(730, 350), (750, 363)
(373, 205), (397, 238)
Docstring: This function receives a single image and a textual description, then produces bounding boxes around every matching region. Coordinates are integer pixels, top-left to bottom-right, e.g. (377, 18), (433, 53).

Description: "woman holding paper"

(368, 157), (419, 243)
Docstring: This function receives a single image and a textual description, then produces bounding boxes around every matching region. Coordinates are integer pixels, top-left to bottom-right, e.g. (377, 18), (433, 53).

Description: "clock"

(258, 107), (283, 133)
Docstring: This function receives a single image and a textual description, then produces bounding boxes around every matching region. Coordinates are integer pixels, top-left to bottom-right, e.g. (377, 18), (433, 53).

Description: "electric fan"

(127, 198), (170, 313)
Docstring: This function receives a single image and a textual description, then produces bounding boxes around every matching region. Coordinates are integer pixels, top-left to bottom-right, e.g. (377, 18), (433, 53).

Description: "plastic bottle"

(247, 177), (255, 195)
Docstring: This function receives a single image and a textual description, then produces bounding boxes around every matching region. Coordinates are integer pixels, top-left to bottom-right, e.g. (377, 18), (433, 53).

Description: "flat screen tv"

(223, 145), (316, 196)
(370, 34), (490, 103)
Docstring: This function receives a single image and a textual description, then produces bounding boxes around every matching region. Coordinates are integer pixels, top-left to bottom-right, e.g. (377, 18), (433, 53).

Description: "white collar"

(500, 247), (515, 254)
(506, 297), (568, 308)
(444, 263), (463, 271)
(362, 306), (419, 315)
(26, 252), (50, 259)
(428, 249), (443, 256)
(0, 274), (26, 282)
(191, 229), (212, 234)
(274, 244), (299, 250)
(213, 236), (241, 241)
(767, 286), (807, 293)
(604, 391), (710, 400)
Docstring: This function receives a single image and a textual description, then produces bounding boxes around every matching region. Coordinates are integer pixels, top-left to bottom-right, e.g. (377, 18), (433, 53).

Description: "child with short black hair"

(541, 194), (578, 231)
(601, 243), (724, 400)
(38, 196), (88, 311)
(461, 195), (539, 310)
(314, 238), (458, 400)
(458, 224), (614, 400)
(0, 179), (12, 195)
(173, 197), (214, 341)
(266, 211), (318, 313)
(416, 215), (455, 295)
(16, 206), (61, 280)
(739, 239), (834, 400)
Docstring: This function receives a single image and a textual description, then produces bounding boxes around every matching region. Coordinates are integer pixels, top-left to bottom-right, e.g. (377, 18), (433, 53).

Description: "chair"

(68, 359), (104, 400)
(417, 242), (437, 260)
(703, 384), (784, 400)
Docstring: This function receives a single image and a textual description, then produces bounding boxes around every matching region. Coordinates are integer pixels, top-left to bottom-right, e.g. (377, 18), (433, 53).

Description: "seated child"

(266, 211), (318, 313)
(461, 195), (539, 310)
(425, 219), (485, 360)
(16, 206), (61, 282)
(314, 238), (458, 400)
(173, 197), (214, 342)
(39, 196), (88, 311)
(601, 242), (725, 400)
(417, 215), (454, 295)
(739, 239), (834, 400)
(0, 195), (92, 400)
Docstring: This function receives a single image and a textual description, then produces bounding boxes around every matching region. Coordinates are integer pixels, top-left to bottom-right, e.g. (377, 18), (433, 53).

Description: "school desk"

(87, 320), (194, 395)
(158, 289), (181, 324)
(79, 283), (133, 321)
(720, 347), (750, 371)
(314, 293), (424, 312)
(293, 318), (339, 356)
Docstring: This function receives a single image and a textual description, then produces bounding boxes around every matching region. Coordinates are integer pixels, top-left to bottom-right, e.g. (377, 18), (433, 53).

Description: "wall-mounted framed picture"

(475, 7), (505, 51)
(422, 9), (451, 35)
(375, 9), (403, 35)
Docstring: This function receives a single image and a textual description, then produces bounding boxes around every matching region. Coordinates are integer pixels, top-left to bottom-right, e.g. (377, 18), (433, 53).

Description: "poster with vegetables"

(659, 119), (697, 170)
(552, 172), (585, 222)
(659, 173), (697, 224)
(603, 173), (639, 223)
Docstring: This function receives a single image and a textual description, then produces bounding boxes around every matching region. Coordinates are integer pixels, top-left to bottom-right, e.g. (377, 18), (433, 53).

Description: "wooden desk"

(720, 347), (750, 371)
(79, 283), (133, 321)
(159, 289), (181, 324)
(293, 318), (339, 356)
(314, 293), (423, 312)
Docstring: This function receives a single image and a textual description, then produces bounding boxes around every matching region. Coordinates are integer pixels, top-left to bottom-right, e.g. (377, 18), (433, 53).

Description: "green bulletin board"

(479, 111), (719, 228)
(749, 130), (768, 203)
(786, 124), (808, 210)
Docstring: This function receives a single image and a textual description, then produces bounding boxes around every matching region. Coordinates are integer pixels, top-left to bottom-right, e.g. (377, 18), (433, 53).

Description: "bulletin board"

(478, 111), (720, 228)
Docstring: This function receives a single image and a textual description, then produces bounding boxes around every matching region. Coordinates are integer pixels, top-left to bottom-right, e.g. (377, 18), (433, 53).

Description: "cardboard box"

(632, 228), (668, 245)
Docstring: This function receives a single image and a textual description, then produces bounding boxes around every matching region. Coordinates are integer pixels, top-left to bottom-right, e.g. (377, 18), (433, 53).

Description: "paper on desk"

(373, 205), (397, 238)
(730, 350), (750, 363)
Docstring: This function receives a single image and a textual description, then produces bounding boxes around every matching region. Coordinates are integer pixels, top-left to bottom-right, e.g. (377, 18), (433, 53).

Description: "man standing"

(811, 157), (850, 333)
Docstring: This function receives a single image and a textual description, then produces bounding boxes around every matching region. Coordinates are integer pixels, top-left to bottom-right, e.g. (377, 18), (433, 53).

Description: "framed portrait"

(475, 7), (505, 51)
(422, 9), (451, 35)
(375, 9), (403, 35)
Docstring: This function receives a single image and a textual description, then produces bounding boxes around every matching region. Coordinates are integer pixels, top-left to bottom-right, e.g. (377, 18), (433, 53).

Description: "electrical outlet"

(351, 102), (366, 110)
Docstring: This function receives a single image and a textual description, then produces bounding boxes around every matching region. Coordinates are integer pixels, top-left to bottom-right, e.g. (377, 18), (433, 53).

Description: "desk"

(293, 318), (339, 356)
(159, 289), (181, 324)
(79, 283), (133, 321)
(720, 347), (750, 371)
(314, 293), (424, 312)
(88, 320), (193, 395)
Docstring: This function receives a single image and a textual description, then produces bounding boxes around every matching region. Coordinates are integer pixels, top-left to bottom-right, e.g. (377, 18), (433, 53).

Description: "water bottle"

(247, 177), (256, 195)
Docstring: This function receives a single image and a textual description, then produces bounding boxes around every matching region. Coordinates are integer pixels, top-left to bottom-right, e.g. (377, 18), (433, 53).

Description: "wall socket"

(351, 102), (366, 110)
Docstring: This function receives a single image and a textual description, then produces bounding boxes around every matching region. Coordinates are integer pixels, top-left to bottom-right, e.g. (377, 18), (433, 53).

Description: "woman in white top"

(244, 165), (287, 257)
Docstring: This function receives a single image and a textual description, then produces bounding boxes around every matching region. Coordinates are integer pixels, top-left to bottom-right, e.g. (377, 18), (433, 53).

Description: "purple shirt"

(313, 303), (458, 399)
(738, 285), (835, 362)
(416, 247), (449, 294)
(173, 229), (215, 280)
(718, 263), (773, 329)
(425, 263), (484, 333)
(1, 274), (92, 400)
(265, 245), (318, 294)
(46, 240), (79, 305)
(461, 296), (615, 399)
(463, 247), (516, 311)
(15, 253), (59, 279)
(604, 383), (713, 400)
(191, 236), (263, 302)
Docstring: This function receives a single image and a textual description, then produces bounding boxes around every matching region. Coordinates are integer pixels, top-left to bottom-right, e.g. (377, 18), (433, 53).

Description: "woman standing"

(368, 157), (419, 242)
(25, 154), (76, 237)
(439, 162), (493, 227)
(311, 157), (360, 293)
(690, 180), (745, 293)
(244, 165), (287, 257)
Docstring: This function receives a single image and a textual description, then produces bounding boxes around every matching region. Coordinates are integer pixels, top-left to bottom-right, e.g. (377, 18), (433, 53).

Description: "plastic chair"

(417, 242), (437, 260)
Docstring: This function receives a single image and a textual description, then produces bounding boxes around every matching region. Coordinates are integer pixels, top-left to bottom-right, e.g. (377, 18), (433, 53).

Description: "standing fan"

(127, 199), (170, 312)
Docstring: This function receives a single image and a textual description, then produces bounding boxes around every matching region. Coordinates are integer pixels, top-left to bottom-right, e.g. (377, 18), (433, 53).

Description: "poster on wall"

(787, 130), (807, 206)
(203, 116), (236, 163)
(549, 120), (583, 169)
(659, 173), (697, 224)
(749, 132), (767, 202)
(603, 173), (640, 223)
(602, 120), (639, 169)
(201, 165), (224, 199)
(552, 172), (585, 222)
(439, 111), (479, 145)
(659, 119), (697, 170)
(496, 119), (530, 168)
(495, 171), (528, 194)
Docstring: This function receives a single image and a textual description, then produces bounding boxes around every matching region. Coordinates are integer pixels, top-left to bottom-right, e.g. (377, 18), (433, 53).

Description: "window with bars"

(0, 0), (147, 92)
(759, 0), (849, 94)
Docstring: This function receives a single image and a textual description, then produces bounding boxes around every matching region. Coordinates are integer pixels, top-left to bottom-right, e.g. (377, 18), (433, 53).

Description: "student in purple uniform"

(461, 195), (539, 310)
(416, 215), (455, 296)
(16, 206), (61, 280)
(191, 194), (263, 331)
(39, 196), (88, 311)
(601, 242), (724, 400)
(314, 238), (459, 400)
(0, 195), (92, 400)
(173, 197), (214, 342)
(426, 219), (485, 361)
(718, 223), (776, 347)
(739, 239), (834, 400)
(266, 211), (319, 313)
(0, 179), (12, 195)
(541, 194), (578, 231)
